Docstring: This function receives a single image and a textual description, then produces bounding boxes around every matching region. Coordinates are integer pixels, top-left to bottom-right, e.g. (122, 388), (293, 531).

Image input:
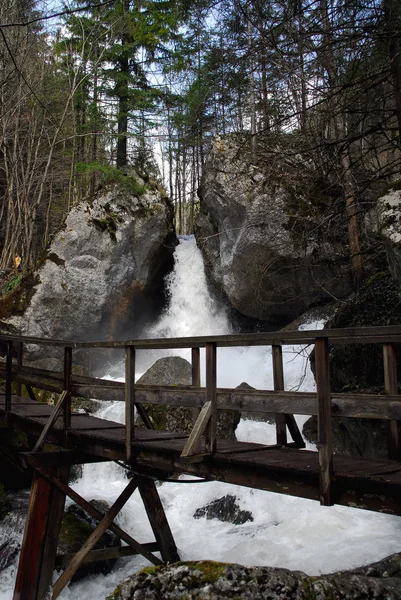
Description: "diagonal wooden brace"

(180, 401), (212, 458)
(33, 391), (68, 452)
(25, 456), (163, 570)
(52, 476), (140, 598)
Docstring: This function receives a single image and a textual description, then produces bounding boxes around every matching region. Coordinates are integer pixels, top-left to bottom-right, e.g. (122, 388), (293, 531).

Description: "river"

(1, 236), (400, 599)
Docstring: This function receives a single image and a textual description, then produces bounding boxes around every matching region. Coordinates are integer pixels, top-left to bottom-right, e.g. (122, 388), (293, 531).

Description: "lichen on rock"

(107, 554), (401, 599)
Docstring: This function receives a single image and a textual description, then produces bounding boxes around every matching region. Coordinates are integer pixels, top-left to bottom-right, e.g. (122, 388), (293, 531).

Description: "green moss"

(0, 482), (11, 520)
(59, 512), (94, 552)
(105, 586), (121, 600)
(144, 404), (167, 430)
(91, 201), (124, 242)
(0, 272), (39, 319)
(140, 565), (161, 576)
(186, 560), (228, 583)
(302, 578), (338, 600)
(76, 162), (148, 197)
(378, 179), (401, 198)
(1, 275), (22, 296)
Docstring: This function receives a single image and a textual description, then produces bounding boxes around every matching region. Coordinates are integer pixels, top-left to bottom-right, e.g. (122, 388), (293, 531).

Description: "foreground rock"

(107, 554), (401, 599)
(196, 135), (353, 324)
(137, 357), (240, 439)
(1, 176), (176, 363)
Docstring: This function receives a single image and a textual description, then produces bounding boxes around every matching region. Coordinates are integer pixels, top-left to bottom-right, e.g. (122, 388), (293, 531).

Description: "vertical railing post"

(16, 341), (23, 397)
(5, 340), (13, 416)
(205, 342), (217, 454)
(191, 347), (201, 424)
(63, 346), (72, 445)
(383, 343), (400, 461)
(315, 337), (333, 506)
(125, 345), (136, 462)
(272, 344), (287, 445)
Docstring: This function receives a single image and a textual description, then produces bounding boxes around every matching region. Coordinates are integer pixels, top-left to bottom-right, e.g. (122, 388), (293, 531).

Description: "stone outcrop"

(1, 176), (176, 355)
(107, 554), (401, 599)
(195, 135), (353, 324)
(137, 357), (240, 439)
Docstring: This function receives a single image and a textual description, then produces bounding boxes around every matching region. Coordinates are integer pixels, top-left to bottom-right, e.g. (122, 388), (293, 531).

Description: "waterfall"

(1, 236), (400, 600)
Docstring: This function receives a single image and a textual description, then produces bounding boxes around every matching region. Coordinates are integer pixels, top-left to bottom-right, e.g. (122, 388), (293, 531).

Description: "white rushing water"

(1, 236), (401, 599)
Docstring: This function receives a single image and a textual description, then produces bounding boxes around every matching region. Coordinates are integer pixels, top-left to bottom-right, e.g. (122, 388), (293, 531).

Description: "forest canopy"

(0, 0), (400, 274)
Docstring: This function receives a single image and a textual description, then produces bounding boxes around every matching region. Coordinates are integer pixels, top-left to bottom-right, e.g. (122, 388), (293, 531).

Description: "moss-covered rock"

(137, 357), (240, 439)
(107, 555), (401, 599)
(58, 501), (121, 580)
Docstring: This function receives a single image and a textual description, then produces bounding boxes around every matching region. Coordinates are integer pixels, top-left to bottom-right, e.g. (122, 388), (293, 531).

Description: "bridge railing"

(1, 326), (401, 506)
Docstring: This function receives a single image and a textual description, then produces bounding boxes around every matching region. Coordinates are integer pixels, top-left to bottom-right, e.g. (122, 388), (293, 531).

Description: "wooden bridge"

(0, 326), (401, 600)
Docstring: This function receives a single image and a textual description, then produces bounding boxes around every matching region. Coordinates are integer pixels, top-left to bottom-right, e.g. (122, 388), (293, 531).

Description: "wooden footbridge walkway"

(0, 327), (401, 600)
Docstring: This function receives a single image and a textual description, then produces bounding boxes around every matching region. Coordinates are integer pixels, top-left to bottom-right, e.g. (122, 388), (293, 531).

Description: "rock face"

(108, 554), (401, 599)
(195, 135), (353, 324)
(2, 177), (176, 352)
(137, 357), (240, 439)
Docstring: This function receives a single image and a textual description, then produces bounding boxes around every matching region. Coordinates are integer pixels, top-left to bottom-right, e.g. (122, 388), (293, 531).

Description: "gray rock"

(0, 541), (19, 573)
(137, 357), (240, 439)
(372, 188), (401, 284)
(193, 494), (253, 525)
(195, 135), (353, 324)
(3, 178), (176, 363)
(236, 381), (275, 423)
(108, 554), (401, 599)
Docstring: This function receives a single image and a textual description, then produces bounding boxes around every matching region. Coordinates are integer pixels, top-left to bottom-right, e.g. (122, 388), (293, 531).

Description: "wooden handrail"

(1, 327), (400, 507)
(2, 324), (401, 349)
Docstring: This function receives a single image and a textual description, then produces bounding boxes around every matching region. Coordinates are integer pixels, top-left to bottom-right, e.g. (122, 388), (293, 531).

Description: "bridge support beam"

(138, 476), (180, 563)
(13, 467), (69, 600)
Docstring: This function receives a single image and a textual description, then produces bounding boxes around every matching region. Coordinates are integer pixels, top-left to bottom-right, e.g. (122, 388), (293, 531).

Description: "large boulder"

(1, 176), (176, 358)
(304, 264), (401, 459)
(137, 357), (240, 439)
(195, 135), (353, 324)
(108, 554), (401, 599)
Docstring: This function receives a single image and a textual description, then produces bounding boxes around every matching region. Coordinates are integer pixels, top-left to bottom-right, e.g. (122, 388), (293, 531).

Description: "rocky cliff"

(1, 175), (176, 349)
(196, 135), (354, 325)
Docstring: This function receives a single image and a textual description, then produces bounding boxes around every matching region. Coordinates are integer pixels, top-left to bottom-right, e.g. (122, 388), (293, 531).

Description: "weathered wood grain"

(315, 337), (333, 506)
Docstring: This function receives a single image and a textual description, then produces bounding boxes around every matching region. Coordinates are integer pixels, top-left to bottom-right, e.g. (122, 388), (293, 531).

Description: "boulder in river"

(58, 500), (121, 580)
(137, 357), (240, 439)
(193, 494), (253, 525)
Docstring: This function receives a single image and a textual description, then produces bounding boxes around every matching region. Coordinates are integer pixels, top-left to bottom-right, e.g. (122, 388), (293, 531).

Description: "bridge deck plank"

(1, 396), (401, 515)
